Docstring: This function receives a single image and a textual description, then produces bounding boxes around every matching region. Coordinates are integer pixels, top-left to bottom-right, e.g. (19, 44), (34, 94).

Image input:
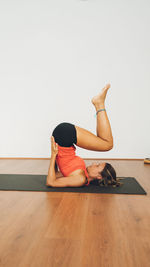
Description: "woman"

(46, 83), (121, 187)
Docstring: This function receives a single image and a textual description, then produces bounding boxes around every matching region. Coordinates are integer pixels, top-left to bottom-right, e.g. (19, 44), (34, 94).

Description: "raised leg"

(75, 84), (113, 152)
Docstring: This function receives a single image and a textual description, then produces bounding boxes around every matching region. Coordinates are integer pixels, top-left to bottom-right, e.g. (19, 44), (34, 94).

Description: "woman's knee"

(75, 125), (113, 152)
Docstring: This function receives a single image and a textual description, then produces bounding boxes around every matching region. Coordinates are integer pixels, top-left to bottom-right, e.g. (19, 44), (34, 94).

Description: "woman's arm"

(46, 136), (59, 185)
(46, 154), (57, 185)
(48, 174), (86, 187)
(46, 154), (86, 187)
(46, 136), (86, 187)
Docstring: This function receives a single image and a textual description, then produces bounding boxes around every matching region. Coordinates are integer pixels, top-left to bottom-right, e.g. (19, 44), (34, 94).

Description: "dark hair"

(97, 163), (122, 187)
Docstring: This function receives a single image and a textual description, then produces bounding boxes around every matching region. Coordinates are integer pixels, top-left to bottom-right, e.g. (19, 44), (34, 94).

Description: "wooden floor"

(0, 159), (150, 267)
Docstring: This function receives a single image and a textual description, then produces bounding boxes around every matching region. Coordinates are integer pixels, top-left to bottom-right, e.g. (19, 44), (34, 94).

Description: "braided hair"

(55, 160), (122, 187)
(97, 163), (122, 187)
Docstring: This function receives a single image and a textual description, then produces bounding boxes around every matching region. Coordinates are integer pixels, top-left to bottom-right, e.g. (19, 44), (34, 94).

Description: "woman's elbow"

(107, 142), (114, 151)
(46, 179), (53, 187)
(46, 182), (54, 187)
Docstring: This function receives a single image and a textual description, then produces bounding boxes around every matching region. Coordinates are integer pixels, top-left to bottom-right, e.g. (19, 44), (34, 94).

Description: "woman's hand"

(51, 136), (58, 156)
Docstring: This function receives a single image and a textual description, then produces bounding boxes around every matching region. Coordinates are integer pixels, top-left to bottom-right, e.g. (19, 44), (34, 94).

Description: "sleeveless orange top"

(56, 144), (90, 186)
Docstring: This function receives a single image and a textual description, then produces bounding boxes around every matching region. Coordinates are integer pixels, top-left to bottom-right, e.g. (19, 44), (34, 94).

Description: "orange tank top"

(56, 145), (90, 186)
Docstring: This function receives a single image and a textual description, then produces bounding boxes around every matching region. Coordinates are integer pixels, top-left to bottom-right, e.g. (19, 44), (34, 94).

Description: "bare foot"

(91, 83), (111, 106)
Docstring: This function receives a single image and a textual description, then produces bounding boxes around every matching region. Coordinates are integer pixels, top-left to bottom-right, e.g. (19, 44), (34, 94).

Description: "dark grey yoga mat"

(0, 174), (147, 195)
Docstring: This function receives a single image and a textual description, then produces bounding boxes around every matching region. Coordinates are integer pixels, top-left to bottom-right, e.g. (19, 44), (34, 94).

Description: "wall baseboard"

(0, 157), (144, 161)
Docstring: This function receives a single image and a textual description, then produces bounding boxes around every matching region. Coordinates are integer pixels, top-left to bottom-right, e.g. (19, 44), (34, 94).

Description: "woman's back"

(56, 144), (89, 184)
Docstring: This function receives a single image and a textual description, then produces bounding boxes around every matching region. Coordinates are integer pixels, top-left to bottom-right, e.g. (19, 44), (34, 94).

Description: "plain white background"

(0, 0), (150, 159)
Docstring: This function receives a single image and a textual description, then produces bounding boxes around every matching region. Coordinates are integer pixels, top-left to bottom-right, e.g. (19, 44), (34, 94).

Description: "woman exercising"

(46, 83), (121, 187)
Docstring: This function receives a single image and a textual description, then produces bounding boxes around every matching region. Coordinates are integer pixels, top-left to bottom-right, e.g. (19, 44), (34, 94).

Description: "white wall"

(0, 0), (150, 159)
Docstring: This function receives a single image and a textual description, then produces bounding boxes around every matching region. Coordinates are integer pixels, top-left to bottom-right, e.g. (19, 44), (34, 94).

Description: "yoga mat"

(0, 174), (147, 195)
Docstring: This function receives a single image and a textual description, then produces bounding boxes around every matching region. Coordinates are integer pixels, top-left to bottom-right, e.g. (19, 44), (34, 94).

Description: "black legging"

(52, 122), (77, 147)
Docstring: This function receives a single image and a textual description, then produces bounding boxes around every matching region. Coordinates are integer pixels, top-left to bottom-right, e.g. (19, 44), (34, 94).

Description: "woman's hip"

(52, 122), (77, 147)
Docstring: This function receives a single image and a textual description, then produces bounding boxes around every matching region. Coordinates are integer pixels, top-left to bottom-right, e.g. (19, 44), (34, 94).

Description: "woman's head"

(87, 162), (122, 187)
(86, 162), (106, 179)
